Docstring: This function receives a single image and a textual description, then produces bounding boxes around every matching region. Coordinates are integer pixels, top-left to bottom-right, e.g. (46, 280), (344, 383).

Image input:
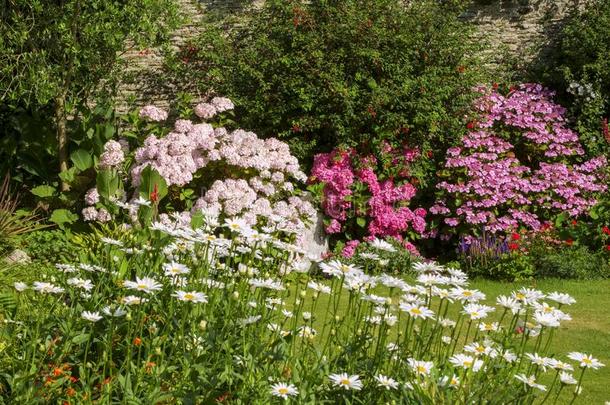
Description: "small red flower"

(508, 242), (519, 251)
(565, 238), (573, 246)
(466, 121), (476, 130)
(150, 184), (159, 203)
(133, 337), (142, 346)
(492, 82), (499, 90)
(606, 245), (610, 251)
(53, 368), (63, 377)
(426, 150), (433, 159)
(291, 124), (301, 133)
(511, 232), (520, 241)
(602, 226), (610, 235)
(571, 219), (577, 226)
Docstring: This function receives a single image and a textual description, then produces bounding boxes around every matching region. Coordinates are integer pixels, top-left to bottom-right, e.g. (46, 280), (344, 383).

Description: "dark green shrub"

(181, 0), (485, 172)
(531, 246), (609, 280)
(531, 0), (610, 157)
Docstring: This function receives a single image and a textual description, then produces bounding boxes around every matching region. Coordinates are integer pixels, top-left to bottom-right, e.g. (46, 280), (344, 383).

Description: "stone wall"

(115, 0), (588, 112)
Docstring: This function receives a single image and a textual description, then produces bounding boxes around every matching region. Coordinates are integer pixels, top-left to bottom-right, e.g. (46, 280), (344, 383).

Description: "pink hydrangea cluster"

(139, 105), (168, 122)
(99, 140), (125, 169)
(310, 148), (426, 242)
(86, 98), (313, 241)
(432, 84), (607, 235)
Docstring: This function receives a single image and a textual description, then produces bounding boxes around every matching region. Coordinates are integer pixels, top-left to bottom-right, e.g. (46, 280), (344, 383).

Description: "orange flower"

(133, 337), (142, 346)
(53, 368), (63, 377)
(66, 387), (76, 397)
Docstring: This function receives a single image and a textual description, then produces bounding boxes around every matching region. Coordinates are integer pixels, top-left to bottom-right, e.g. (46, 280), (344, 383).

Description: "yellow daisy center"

(340, 379), (350, 386)
(411, 308), (422, 315)
(278, 387), (289, 394)
(184, 293), (194, 300)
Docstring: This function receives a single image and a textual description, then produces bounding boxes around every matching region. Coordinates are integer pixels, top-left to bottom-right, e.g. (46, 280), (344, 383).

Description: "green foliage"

(182, 0), (485, 167)
(530, 245), (610, 280)
(0, 175), (43, 254)
(21, 229), (78, 265)
(0, 0), (180, 202)
(531, 0), (610, 157)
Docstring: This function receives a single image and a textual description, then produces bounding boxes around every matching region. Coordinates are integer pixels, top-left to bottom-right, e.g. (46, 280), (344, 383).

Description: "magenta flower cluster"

(432, 84), (607, 235)
(311, 148), (426, 243)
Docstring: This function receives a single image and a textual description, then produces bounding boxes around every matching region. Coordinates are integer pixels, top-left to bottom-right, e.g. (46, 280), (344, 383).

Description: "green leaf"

(70, 149), (93, 171)
(96, 169), (120, 200)
(30, 185), (56, 198)
(72, 333), (90, 345)
(50, 209), (78, 227)
(139, 166), (168, 202)
(356, 217), (366, 228)
(59, 167), (78, 183)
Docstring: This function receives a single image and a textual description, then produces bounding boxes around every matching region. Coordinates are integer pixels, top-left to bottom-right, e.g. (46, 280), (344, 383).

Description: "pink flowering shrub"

(83, 98), (316, 242)
(431, 84), (607, 237)
(310, 146), (427, 250)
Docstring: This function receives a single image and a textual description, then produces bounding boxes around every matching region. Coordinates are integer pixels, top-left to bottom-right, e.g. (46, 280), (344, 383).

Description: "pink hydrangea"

(194, 102), (217, 119)
(210, 97), (234, 113)
(434, 83), (607, 236)
(99, 140), (125, 169)
(139, 105), (168, 122)
(84, 188), (99, 205)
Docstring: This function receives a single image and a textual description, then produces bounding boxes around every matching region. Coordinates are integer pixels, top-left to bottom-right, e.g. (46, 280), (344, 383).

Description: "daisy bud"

(126, 313), (132, 321)
(357, 329), (362, 335)
(385, 297), (393, 306)
(312, 291), (319, 299)
(199, 320), (207, 331)
(295, 299), (301, 306)
(232, 291), (239, 300)
(330, 329), (336, 336)
(155, 347), (162, 355)
(335, 315), (341, 322)
(299, 290), (306, 298)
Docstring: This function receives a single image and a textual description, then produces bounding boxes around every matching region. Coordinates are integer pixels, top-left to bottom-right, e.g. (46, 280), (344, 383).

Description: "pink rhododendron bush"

(310, 145), (427, 257)
(431, 84), (607, 238)
(82, 97), (316, 243)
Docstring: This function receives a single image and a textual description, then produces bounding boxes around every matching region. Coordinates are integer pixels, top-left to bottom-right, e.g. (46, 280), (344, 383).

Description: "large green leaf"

(138, 166), (168, 202)
(30, 185), (56, 198)
(50, 209), (78, 227)
(70, 149), (93, 171)
(96, 169), (119, 200)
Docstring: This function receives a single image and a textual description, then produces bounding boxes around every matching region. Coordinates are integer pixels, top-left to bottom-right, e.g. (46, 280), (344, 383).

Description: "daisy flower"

(102, 306), (127, 317)
(369, 238), (396, 252)
(329, 373), (363, 390)
(172, 290), (208, 303)
(479, 322), (499, 332)
(449, 354), (483, 371)
(449, 287), (485, 302)
(547, 292), (576, 306)
(163, 262), (190, 277)
(408, 359), (434, 376)
(514, 374), (546, 391)
(462, 303), (495, 320)
(14, 282), (28, 291)
(67, 278), (94, 291)
(123, 277), (162, 294)
(559, 372), (577, 385)
(375, 374), (398, 390)
(568, 352), (605, 369)
(81, 311), (103, 322)
(270, 382), (298, 399)
(122, 295), (148, 305)
(399, 303), (435, 319)
(33, 282), (64, 294)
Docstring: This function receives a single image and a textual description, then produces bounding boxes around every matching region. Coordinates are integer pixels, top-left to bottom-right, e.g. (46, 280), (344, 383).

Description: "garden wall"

(114, 0), (584, 112)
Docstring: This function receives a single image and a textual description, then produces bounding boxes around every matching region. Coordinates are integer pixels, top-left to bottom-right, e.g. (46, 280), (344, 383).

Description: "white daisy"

(559, 372), (577, 385)
(67, 277), (94, 291)
(32, 282), (64, 294)
(369, 238), (396, 252)
(123, 277), (162, 294)
(329, 373), (363, 390)
(514, 374), (546, 391)
(547, 292), (576, 306)
(270, 382), (299, 399)
(172, 290), (208, 303)
(81, 311), (102, 322)
(375, 374), (398, 390)
(567, 352), (605, 369)
(14, 282), (28, 291)
(399, 303), (435, 319)
(163, 262), (190, 277)
(408, 358), (434, 376)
